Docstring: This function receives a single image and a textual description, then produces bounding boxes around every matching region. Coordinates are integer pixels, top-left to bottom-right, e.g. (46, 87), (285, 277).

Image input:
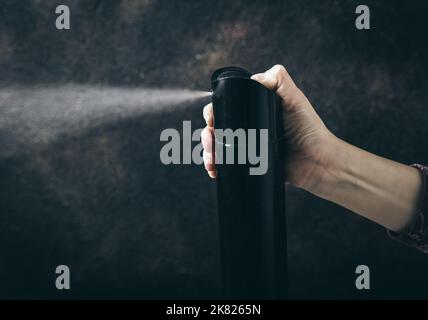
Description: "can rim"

(211, 66), (252, 83)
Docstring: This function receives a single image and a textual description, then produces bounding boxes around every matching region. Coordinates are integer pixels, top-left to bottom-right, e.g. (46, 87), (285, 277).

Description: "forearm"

(307, 136), (423, 232)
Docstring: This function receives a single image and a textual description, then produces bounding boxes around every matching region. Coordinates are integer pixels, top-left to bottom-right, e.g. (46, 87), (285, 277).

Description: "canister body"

(211, 67), (287, 299)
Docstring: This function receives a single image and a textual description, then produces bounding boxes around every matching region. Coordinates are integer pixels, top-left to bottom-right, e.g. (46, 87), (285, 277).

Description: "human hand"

(201, 64), (336, 190)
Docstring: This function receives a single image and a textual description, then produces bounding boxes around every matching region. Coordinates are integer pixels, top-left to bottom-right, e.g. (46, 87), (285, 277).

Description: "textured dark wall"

(0, 0), (428, 299)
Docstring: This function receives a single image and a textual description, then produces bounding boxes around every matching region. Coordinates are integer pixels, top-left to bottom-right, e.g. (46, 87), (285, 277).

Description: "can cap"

(210, 66), (283, 144)
(211, 66), (251, 83)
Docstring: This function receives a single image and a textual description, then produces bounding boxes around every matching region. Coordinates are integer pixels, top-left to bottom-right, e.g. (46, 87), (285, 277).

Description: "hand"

(202, 64), (423, 233)
(201, 64), (336, 190)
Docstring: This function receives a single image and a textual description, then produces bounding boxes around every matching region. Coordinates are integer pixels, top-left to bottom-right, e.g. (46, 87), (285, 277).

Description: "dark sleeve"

(387, 164), (428, 254)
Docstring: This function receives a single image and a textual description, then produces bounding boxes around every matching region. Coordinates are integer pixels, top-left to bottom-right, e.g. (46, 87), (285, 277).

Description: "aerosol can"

(211, 66), (287, 299)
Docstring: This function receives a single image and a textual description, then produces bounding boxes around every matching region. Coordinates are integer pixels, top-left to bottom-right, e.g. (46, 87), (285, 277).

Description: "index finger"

(203, 103), (214, 127)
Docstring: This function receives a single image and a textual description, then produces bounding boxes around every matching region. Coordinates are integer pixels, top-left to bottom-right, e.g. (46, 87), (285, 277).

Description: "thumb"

(251, 65), (302, 104)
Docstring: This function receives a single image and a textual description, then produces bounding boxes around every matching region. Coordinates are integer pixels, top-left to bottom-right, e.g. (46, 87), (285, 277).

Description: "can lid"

(210, 66), (283, 143)
(211, 66), (251, 84)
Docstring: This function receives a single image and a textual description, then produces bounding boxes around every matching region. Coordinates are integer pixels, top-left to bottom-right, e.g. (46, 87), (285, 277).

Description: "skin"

(201, 64), (423, 233)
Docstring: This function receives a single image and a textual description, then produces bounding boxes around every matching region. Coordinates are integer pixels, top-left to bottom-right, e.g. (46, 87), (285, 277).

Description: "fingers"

(203, 150), (216, 178)
(202, 103), (217, 178)
(203, 103), (214, 127)
(251, 64), (302, 105)
(201, 128), (216, 177)
(201, 127), (214, 158)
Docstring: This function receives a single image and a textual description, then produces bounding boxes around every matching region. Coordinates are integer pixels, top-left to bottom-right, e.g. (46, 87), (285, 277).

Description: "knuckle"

(273, 64), (287, 75)
(201, 128), (210, 144)
(203, 106), (209, 118)
(203, 152), (214, 168)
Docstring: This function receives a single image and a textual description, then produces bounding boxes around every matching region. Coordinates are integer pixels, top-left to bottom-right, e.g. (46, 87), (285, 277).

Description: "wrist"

(301, 133), (349, 199)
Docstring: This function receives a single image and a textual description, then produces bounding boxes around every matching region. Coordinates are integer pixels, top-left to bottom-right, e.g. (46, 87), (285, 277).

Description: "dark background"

(0, 0), (428, 299)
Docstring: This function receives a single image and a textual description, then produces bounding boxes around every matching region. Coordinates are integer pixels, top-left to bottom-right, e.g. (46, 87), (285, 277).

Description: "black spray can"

(211, 66), (287, 299)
